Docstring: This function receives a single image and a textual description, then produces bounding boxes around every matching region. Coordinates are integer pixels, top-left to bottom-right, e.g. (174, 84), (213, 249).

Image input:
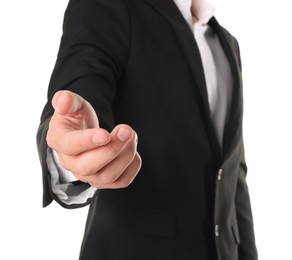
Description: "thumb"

(52, 90), (84, 116)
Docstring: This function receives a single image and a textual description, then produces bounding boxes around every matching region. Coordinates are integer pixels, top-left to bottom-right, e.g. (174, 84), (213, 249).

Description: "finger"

(48, 127), (111, 156)
(89, 152), (142, 189)
(61, 124), (136, 175)
(52, 90), (85, 116)
(76, 134), (138, 184)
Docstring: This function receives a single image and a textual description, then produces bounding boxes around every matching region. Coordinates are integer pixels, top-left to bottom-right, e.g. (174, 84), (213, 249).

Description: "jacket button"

(217, 169), (223, 181)
(215, 225), (220, 237)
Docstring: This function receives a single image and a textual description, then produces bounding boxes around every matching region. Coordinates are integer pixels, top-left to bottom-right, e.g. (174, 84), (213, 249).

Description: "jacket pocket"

(231, 220), (241, 244)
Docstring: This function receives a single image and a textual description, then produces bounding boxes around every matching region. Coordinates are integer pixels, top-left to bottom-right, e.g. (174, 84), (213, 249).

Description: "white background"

(0, 0), (291, 259)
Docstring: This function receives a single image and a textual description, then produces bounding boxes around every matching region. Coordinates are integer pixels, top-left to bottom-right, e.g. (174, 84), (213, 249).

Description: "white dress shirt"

(47, 0), (233, 205)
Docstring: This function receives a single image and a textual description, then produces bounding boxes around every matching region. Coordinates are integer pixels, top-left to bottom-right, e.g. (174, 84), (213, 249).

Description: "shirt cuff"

(46, 147), (97, 205)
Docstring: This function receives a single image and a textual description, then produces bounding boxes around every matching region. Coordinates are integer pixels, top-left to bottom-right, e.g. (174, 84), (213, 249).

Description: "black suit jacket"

(37, 0), (258, 259)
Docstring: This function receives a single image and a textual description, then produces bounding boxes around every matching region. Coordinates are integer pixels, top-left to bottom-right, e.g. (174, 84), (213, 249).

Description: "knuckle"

(118, 178), (132, 189)
(99, 172), (117, 184)
(73, 160), (91, 177)
(59, 137), (75, 156)
(121, 141), (137, 160)
(57, 142), (68, 154)
(128, 139), (137, 152)
(133, 153), (142, 169)
(105, 144), (120, 158)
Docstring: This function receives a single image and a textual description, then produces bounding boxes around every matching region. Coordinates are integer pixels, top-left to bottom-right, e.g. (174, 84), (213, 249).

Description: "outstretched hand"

(46, 90), (142, 189)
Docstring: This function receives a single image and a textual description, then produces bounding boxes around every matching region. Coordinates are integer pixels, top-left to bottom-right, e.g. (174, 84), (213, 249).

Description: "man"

(37, 0), (258, 259)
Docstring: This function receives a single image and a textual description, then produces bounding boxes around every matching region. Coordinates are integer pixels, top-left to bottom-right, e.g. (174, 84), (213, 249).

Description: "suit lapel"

(143, 0), (211, 118)
(143, 0), (223, 162)
(208, 17), (243, 159)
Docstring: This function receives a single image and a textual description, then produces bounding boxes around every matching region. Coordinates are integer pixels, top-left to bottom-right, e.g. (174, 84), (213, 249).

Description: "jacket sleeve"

(36, 0), (131, 208)
(234, 37), (258, 260)
(236, 147), (258, 260)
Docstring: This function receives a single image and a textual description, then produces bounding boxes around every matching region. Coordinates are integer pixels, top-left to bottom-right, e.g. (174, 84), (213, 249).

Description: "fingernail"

(117, 128), (132, 142)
